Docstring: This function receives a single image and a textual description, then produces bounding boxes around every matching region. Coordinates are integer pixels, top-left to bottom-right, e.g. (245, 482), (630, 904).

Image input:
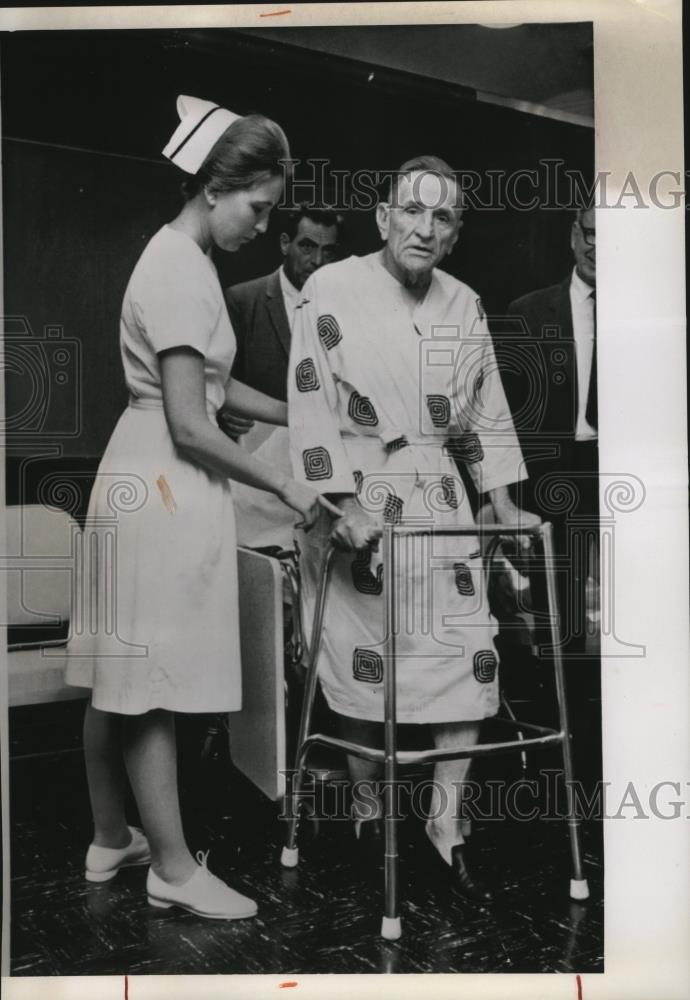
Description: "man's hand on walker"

(329, 496), (382, 552)
(489, 490), (541, 573)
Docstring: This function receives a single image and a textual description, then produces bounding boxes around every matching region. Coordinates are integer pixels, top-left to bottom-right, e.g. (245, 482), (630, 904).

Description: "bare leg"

(83, 703), (131, 849)
(337, 715), (383, 821)
(426, 721), (480, 863)
(122, 709), (197, 885)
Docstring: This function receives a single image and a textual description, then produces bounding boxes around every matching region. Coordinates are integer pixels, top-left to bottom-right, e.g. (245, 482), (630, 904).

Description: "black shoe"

(449, 844), (494, 904)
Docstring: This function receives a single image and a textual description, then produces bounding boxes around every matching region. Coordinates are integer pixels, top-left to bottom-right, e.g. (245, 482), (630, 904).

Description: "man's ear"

(376, 202), (390, 241)
(439, 216), (463, 259)
(570, 223), (577, 253)
(447, 218), (464, 256)
(204, 186), (217, 208)
(279, 232), (290, 257)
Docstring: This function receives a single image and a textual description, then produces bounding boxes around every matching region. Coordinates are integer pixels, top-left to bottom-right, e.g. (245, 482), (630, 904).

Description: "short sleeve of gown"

(132, 232), (222, 358)
(288, 274), (355, 495)
(453, 291), (526, 493)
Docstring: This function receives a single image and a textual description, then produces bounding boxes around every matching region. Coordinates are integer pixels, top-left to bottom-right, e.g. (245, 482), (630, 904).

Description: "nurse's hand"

(280, 480), (342, 531)
(217, 406), (255, 439)
(330, 496), (382, 552)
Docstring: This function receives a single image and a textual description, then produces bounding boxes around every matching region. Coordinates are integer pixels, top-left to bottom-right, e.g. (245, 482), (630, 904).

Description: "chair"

(280, 521), (589, 940)
(227, 547), (290, 800)
(4, 504), (88, 707)
(228, 546), (346, 803)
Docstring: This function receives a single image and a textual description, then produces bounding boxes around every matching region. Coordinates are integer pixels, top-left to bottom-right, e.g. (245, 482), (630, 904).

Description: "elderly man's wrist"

(492, 502), (518, 520)
(323, 492), (359, 513)
(274, 474), (292, 500)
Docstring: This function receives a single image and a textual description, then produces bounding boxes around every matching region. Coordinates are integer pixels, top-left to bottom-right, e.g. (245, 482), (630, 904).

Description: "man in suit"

(505, 204), (597, 659)
(226, 204), (342, 404)
(222, 205), (342, 547)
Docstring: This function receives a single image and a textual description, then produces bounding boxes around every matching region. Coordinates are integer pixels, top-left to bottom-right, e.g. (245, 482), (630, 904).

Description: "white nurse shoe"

(146, 850), (257, 920)
(85, 825), (152, 882)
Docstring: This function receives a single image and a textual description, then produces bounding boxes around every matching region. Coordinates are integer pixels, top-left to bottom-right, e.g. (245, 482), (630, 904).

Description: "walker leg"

(563, 750), (589, 899)
(570, 877), (590, 900)
(541, 525), (589, 901)
(280, 846), (300, 868)
(382, 807), (401, 939)
(500, 692), (527, 772)
(563, 723), (589, 899)
(380, 915), (402, 940)
(381, 524), (402, 938)
(281, 724), (318, 867)
(281, 548), (336, 869)
(281, 758), (306, 867)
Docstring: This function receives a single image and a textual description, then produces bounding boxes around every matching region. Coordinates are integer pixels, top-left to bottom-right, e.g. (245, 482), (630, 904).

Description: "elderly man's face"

(377, 171), (462, 284)
(571, 207), (596, 288)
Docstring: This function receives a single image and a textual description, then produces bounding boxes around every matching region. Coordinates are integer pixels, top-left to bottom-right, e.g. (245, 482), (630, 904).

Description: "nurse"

(66, 96), (339, 920)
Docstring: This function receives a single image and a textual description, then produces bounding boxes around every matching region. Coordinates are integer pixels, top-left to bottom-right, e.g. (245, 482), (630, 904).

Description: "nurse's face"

(207, 174), (284, 253)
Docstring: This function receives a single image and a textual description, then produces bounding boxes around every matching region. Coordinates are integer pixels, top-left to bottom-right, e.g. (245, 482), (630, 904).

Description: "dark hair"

(181, 113), (291, 200)
(280, 203), (344, 241)
(388, 155), (462, 211)
(573, 184), (595, 223)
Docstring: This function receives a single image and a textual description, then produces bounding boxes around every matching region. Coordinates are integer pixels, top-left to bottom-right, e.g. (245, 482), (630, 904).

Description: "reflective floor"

(9, 701), (603, 976)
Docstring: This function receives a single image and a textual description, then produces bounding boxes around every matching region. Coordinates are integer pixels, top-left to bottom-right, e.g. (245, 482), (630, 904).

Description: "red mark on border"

(260, 9), (292, 16)
(279, 984), (299, 990)
(124, 975), (129, 1000)
(576, 974), (583, 1000)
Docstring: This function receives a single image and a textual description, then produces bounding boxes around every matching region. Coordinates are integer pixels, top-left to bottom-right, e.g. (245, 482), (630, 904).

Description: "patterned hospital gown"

(288, 252), (526, 724)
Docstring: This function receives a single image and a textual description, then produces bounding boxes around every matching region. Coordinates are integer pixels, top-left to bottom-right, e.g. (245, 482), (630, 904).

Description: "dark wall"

(2, 27), (593, 487)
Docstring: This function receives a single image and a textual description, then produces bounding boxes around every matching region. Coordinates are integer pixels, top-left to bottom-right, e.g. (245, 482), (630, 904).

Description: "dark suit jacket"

(506, 281), (599, 659)
(225, 268), (291, 402)
(505, 278), (585, 507)
(505, 275), (598, 532)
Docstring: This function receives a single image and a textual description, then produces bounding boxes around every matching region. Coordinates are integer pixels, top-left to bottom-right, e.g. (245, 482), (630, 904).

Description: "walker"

(280, 522), (589, 940)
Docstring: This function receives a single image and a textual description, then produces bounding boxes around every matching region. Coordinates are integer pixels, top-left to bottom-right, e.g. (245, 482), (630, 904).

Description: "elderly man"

(288, 156), (537, 900)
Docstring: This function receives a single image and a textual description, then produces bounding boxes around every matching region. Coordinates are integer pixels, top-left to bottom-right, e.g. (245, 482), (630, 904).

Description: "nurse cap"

(162, 95), (242, 175)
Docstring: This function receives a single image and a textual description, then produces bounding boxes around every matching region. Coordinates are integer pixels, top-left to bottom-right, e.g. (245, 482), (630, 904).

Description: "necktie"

(585, 289), (597, 430)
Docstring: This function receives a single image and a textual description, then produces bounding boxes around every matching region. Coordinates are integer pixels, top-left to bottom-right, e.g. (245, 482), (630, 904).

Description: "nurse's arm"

(158, 346), (339, 527)
(223, 376), (287, 426)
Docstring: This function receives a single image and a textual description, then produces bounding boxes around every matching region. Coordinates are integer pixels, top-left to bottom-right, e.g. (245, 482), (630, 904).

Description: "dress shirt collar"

(569, 268), (597, 441)
(570, 266), (595, 303)
(279, 265), (300, 306)
(278, 265), (303, 332)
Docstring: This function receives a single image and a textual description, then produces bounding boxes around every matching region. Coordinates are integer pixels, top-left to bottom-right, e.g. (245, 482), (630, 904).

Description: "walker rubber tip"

(281, 846), (299, 868)
(380, 916), (402, 940)
(570, 878), (590, 900)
